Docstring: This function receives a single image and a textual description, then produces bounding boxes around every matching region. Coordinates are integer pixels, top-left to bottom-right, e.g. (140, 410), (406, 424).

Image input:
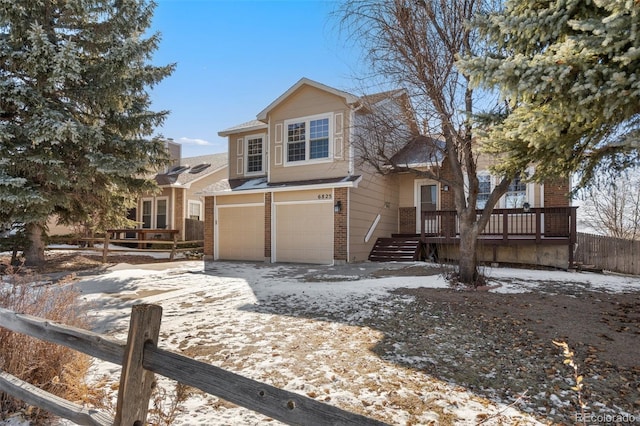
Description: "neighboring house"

(203, 78), (575, 268)
(134, 147), (228, 241)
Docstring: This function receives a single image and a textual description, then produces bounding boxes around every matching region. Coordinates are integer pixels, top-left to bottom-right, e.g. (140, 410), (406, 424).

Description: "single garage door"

(217, 205), (264, 261)
(275, 202), (333, 264)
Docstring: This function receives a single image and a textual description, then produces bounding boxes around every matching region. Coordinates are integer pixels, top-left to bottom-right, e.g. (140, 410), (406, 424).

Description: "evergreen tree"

(0, 0), (175, 265)
(459, 0), (640, 187)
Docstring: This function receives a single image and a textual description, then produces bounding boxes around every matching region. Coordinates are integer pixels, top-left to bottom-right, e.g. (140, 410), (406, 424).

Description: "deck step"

(368, 237), (422, 262)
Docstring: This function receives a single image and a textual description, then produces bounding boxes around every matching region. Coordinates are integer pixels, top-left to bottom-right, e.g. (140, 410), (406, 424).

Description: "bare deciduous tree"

(337, 0), (511, 285)
(578, 173), (640, 240)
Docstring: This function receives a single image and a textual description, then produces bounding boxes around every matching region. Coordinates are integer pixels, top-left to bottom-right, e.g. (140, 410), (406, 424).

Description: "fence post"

(102, 232), (110, 263)
(170, 233), (177, 261)
(114, 304), (163, 426)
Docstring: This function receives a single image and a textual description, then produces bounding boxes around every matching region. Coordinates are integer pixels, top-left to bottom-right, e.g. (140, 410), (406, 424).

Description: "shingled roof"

(388, 135), (446, 167)
(155, 152), (228, 186)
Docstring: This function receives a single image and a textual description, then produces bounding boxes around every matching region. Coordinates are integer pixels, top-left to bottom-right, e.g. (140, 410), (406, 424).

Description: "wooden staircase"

(368, 237), (423, 262)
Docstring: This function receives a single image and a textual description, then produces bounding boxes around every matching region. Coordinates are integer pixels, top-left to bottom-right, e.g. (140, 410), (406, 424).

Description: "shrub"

(0, 271), (106, 422)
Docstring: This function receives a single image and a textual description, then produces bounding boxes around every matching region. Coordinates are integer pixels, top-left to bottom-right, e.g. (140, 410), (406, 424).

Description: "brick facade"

(204, 196), (214, 258)
(333, 187), (348, 261)
(399, 207), (416, 234)
(175, 189), (184, 239)
(544, 178), (571, 207)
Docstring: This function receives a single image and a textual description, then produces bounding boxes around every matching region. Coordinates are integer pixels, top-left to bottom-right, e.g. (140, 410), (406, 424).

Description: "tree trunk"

(457, 215), (480, 285)
(24, 222), (46, 267)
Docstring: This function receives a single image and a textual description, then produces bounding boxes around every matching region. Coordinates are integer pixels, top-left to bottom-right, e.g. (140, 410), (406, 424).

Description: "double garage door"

(216, 201), (334, 264)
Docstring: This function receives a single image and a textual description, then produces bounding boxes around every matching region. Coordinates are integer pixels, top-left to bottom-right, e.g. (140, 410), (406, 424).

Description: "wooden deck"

(417, 206), (578, 265)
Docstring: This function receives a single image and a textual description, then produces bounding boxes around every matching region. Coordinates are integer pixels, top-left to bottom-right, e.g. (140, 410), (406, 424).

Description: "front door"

(415, 181), (438, 234)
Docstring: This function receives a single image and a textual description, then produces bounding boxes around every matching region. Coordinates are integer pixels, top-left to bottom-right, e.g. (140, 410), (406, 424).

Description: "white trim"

(237, 138), (243, 156)
(236, 157), (243, 175)
(414, 179), (439, 233)
(334, 136), (343, 159)
(283, 112), (334, 167)
(209, 176), (362, 197)
(274, 145), (282, 166)
(187, 200), (202, 220)
(365, 214), (381, 243)
(244, 133), (266, 176)
(335, 112), (343, 135)
(275, 123), (282, 144)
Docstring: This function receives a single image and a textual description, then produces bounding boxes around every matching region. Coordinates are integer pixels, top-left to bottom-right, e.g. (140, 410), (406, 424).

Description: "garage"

(216, 205), (264, 261)
(274, 201), (334, 264)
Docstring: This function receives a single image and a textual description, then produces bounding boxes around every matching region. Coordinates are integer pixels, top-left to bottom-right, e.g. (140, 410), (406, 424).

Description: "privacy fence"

(575, 232), (640, 275)
(0, 304), (387, 426)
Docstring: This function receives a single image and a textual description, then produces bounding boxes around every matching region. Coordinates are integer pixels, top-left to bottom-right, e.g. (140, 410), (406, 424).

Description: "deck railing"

(420, 207), (578, 244)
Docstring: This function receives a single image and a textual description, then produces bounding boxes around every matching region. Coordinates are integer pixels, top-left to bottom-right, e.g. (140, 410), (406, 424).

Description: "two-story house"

(204, 78), (576, 268)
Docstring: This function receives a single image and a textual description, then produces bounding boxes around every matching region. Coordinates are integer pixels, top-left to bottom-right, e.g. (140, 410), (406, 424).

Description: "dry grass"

(0, 267), (108, 422)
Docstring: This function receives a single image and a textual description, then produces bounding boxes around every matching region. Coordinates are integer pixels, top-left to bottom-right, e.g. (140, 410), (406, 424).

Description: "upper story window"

(245, 135), (264, 174)
(285, 114), (332, 165)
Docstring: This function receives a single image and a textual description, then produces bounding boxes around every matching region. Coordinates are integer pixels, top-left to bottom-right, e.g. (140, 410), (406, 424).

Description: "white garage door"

(275, 202), (333, 264)
(217, 205), (264, 261)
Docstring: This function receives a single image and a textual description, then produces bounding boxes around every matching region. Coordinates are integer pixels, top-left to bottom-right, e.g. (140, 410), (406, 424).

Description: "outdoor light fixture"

(442, 185), (449, 192)
(334, 200), (342, 213)
(523, 202), (531, 212)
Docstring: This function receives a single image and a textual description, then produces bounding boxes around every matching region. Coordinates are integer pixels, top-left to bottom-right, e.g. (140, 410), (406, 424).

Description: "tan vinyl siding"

(268, 85), (350, 183)
(348, 168), (399, 262)
(227, 131), (267, 181)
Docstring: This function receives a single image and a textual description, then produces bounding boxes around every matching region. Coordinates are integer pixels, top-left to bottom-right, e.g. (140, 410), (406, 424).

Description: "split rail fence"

(48, 228), (204, 262)
(0, 304), (387, 426)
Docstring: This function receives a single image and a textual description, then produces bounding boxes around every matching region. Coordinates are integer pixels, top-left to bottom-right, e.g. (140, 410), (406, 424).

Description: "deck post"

(114, 304), (163, 426)
(170, 233), (177, 261)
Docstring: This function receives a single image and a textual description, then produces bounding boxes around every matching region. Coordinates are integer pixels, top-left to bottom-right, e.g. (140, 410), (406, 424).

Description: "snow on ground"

(4, 253), (639, 425)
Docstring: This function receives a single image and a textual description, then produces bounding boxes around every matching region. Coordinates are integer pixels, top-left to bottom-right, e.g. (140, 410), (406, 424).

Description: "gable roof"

(388, 135), (446, 167)
(218, 119), (268, 137)
(155, 152), (228, 186)
(256, 77), (359, 121)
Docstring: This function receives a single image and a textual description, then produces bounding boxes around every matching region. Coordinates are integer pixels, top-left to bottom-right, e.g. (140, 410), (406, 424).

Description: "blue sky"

(149, 0), (363, 158)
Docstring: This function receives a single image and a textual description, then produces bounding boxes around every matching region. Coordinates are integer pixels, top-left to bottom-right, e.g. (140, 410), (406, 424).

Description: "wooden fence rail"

(47, 228), (204, 262)
(0, 304), (388, 426)
(575, 232), (640, 275)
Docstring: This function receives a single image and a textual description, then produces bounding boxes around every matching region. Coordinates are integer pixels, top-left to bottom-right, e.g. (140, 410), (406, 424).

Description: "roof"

(218, 119), (268, 137)
(219, 78), (417, 138)
(256, 77), (359, 121)
(155, 152), (228, 186)
(199, 175), (362, 196)
(388, 135), (446, 167)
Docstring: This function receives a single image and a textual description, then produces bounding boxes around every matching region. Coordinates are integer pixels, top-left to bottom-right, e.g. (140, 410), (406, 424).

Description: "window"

(141, 198), (169, 228)
(142, 200), (152, 228)
(505, 176), (527, 208)
(188, 200), (202, 220)
(477, 175), (491, 209)
(156, 199), (167, 228)
(420, 184), (437, 212)
(245, 135), (263, 174)
(285, 114), (331, 164)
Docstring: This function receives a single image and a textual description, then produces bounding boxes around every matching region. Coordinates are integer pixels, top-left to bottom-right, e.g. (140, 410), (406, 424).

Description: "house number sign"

(318, 193), (332, 200)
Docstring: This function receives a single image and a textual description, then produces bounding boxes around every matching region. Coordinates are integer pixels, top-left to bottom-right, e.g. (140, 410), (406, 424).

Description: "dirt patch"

(0, 251), (171, 277)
